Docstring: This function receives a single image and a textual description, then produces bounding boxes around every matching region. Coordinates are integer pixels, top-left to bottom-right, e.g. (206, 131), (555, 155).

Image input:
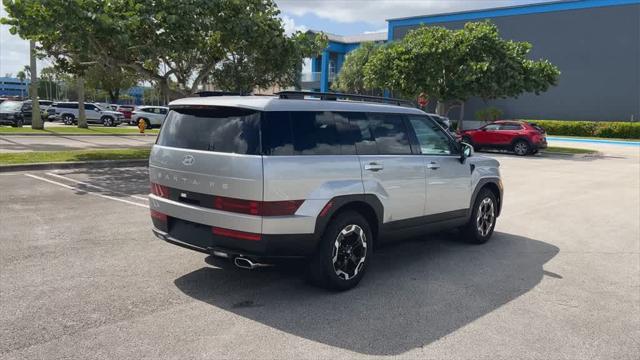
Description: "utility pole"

(30, 40), (43, 130)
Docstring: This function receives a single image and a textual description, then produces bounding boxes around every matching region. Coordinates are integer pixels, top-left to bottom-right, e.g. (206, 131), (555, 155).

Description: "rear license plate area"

(169, 218), (212, 249)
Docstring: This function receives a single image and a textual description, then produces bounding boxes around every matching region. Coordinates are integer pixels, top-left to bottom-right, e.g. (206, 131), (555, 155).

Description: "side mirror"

(460, 142), (474, 163)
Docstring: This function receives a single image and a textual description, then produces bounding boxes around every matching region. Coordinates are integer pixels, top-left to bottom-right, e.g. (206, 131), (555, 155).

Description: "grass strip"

(0, 148), (151, 165)
(0, 126), (158, 135)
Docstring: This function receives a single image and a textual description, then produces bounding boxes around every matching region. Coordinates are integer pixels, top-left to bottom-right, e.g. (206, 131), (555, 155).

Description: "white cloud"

(281, 15), (308, 35)
(364, 28), (388, 34)
(276, 0), (547, 26)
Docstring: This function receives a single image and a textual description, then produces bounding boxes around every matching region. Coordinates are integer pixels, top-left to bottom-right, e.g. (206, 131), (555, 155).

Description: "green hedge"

(527, 120), (640, 139)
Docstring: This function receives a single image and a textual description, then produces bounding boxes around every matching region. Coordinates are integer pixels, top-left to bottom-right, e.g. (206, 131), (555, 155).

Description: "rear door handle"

(364, 162), (384, 172)
(427, 161), (440, 170)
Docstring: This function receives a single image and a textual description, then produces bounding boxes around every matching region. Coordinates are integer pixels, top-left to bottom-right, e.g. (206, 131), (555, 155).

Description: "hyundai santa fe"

(149, 92), (503, 290)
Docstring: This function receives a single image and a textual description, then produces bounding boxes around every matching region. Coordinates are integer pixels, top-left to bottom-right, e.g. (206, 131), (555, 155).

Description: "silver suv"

(149, 92), (502, 290)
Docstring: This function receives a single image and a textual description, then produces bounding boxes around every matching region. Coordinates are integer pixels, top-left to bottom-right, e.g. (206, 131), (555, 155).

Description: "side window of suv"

(367, 113), (412, 155)
(85, 104), (96, 111)
(407, 115), (457, 155)
(262, 111), (361, 156)
(290, 111), (354, 155)
(500, 124), (523, 130)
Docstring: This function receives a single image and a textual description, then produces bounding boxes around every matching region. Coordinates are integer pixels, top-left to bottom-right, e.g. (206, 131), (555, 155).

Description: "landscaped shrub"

(475, 107), (503, 123)
(526, 120), (640, 139)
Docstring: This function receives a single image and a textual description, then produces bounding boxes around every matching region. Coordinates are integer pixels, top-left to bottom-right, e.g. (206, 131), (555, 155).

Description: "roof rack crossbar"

(276, 91), (415, 107)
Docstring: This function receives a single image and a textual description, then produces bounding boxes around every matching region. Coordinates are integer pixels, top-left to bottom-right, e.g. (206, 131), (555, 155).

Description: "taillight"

(212, 197), (303, 216)
(262, 200), (304, 216)
(150, 209), (167, 222)
(150, 182), (170, 198)
(213, 196), (261, 215)
(212, 227), (261, 241)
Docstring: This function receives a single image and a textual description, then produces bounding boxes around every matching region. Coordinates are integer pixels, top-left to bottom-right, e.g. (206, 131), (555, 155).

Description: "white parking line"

(25, 174), (149, 209)
(46, 172), (149, 201)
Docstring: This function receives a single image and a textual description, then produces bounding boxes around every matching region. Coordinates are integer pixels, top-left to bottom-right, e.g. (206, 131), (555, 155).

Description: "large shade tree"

(2, 0), (326, 104)
(84, 64), (138, 104)
(332, 42), (382, 94)
(364, 21), (560, 127)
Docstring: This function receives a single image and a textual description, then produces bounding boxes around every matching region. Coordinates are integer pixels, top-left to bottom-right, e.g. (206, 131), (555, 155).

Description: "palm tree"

(16, 71), (26, 98)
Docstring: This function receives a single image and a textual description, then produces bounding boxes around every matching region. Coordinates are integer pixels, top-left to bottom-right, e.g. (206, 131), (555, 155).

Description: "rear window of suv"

(157, 107), (261, 155)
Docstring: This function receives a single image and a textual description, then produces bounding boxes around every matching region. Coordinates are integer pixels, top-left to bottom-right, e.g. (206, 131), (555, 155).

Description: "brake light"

(150, 209), (167, 222)
(150, 182), (170, 198)
(262, 200), (304, 216)
(212, 227), (261, 241)
(214, 196), (261, 215)
(212, 197), (303, 216)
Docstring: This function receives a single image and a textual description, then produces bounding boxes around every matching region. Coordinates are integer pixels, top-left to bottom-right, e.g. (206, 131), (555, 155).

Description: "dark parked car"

(459, 120), (547, 156)
(0, 101), (32, 127)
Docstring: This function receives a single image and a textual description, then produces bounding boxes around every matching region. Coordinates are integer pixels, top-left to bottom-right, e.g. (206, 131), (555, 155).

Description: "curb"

(0, 133), (157, 137)
(540, 151), (602, 158)
(0, 159), (149, 173)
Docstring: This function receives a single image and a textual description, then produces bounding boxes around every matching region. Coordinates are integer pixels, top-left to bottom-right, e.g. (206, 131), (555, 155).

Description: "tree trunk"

(458, 101), (465, 131)
(30, 41), (43, 130)
(108, 89), (120, 104)
(436, 101), (447, 116)
(158, 78), (170, 106)
(77, 76), (88, 128)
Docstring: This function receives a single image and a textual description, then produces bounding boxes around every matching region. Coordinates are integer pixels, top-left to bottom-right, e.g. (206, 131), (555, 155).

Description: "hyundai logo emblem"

(182, 155), (195, 166)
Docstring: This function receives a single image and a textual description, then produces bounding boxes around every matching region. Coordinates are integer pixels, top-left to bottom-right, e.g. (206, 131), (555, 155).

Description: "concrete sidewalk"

(0, 134), (156, 152)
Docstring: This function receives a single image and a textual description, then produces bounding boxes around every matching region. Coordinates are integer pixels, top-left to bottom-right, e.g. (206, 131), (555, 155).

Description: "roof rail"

(276, 91), (415, 107)
(195, 91), (249, 97)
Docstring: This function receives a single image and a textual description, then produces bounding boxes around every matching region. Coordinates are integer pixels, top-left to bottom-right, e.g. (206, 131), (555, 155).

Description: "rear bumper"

(152, 226), (317, 260)
(535, 138), (548, 149)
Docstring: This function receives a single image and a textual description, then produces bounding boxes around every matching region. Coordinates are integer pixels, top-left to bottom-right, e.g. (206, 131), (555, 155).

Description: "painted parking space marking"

(25, 173), (149, 209)
(46, 172), (149, 201)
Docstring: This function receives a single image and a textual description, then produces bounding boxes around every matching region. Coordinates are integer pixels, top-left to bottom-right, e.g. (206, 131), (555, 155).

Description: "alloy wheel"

(332, 224), (367, 281)
(514, 142), (528, 155)
(476, 197), (495, 237)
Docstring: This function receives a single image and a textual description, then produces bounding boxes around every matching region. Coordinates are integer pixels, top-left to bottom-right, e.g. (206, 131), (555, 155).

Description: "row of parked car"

(0, 97), (546, 156)
(0, 99), (169, 128)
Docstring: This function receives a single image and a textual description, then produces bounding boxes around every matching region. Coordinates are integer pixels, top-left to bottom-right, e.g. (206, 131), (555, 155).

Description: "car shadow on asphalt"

(55, 166), (150, 197)
(173, 231), (559, 356)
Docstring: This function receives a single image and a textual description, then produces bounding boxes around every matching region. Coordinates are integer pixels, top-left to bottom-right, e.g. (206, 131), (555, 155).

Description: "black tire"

(143, 118), (152, 129)
(102, 117), (114, 127)
(513, 139), (530, 156)
(461, 188), (497, 244)
(63, 114), (75, 125)
(12, 119), (23, 128)
(307, 210), (372, 291)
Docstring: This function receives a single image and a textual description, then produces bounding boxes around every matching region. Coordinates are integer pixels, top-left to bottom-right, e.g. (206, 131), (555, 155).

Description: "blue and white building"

(0, 77), (29, 98)
(305, 0), (640, 121)
(302, 32), (386, 92)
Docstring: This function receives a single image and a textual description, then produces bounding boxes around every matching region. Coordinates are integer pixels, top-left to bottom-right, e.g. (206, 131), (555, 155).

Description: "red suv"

(116, 105), (135, 121)
(459, 120), (547, 156)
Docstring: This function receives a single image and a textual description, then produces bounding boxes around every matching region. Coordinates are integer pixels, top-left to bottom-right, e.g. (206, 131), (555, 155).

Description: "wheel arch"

(313, 195), (383, 250)
(510, 136), (532, 147)
(469, 178), (503, 218)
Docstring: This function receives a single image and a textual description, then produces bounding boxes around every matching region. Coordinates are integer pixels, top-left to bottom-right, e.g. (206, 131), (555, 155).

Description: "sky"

(1, 0), (549, 77)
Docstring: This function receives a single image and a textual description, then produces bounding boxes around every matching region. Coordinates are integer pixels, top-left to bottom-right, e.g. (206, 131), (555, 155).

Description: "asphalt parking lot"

(1, 143), (638, 359)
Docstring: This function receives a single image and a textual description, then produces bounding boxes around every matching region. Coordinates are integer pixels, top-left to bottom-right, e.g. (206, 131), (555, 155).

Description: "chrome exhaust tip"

(234, 256), (271, 270)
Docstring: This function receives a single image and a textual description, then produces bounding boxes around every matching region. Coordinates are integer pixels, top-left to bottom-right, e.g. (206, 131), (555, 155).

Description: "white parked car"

(54, 102), (125, 126)
(130, 106), (169, 128)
